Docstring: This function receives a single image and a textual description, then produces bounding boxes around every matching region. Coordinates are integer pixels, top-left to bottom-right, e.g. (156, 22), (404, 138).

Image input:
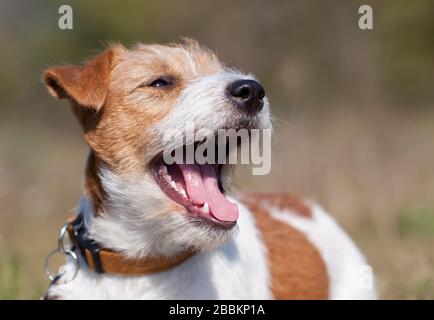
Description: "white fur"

(49, 191), (378, 300)
(89, 169), (238, 258)
(47, 198), (272, 300)
(267, 202), (377, 300)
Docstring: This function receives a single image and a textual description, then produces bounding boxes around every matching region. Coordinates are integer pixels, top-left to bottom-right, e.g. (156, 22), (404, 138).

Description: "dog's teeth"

(180, 190), (187, 198)
(170, 181), (176, 189)
(162, 165), (168, 175)
(203, 202), (210, 214)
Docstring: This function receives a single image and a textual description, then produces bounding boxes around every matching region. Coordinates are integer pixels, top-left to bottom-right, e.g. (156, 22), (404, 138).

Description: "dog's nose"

(227, 79), (265, 114)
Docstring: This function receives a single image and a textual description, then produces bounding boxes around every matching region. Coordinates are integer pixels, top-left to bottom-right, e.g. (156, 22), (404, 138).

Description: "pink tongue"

(177, 164), (208, 205)
(177, 164), (239, 222)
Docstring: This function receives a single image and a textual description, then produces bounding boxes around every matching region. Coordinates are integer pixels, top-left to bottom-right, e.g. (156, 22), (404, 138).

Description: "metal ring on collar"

(57, 222), (70, 254)
(44, 248), (79, 282)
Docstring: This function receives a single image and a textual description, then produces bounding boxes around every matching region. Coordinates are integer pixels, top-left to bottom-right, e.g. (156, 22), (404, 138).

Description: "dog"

(42, 40), (376, 299)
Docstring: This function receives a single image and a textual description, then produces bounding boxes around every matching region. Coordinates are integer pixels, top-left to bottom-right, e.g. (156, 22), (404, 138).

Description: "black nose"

(227, 79), (265, 114)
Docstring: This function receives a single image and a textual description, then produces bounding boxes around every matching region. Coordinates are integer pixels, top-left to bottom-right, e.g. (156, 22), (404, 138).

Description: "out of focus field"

(1, 1), (433, 299)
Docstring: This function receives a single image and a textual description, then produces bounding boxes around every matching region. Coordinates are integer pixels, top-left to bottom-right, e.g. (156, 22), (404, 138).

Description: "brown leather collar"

(66, 215), (195, 275)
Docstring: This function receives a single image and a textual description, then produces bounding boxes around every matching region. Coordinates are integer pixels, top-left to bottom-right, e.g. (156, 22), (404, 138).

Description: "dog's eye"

(149, 77), (173, 88)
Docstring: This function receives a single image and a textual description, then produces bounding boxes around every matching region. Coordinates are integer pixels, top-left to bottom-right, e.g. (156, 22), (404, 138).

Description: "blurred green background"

(1, 0), (434, 299)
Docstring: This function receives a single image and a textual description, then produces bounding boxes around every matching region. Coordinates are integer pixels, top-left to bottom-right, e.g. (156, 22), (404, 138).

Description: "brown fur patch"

(84, 151), (106, 214)
(242, 193), (329, 299)
(44, 45), (124, 110)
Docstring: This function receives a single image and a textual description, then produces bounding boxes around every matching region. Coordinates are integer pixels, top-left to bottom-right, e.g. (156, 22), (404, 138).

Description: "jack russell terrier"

(42, 40), (376, 300)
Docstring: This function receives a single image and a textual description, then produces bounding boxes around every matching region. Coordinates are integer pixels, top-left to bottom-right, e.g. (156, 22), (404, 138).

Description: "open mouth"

(152, 145), (239, 228)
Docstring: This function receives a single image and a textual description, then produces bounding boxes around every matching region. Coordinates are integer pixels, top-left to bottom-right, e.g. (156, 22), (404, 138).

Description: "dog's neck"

(78, 150), (238, 268)
(78, 190), (191, 261)
(78, 152), (188, 259)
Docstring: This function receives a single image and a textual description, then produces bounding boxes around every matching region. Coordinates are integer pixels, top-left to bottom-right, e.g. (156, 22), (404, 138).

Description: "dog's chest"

(47, 203), (271, 299)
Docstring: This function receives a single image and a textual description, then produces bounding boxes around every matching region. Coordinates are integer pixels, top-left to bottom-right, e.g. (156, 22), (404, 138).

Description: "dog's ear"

(43, 44), (125, 110)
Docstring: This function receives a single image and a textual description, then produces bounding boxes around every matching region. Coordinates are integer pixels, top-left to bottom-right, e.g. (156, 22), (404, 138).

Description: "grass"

(0, 251), (21, 299)
(398, 206), (434, 238)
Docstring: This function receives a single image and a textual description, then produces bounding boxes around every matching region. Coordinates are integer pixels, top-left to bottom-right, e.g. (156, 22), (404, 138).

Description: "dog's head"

(43, 40), (271, 257)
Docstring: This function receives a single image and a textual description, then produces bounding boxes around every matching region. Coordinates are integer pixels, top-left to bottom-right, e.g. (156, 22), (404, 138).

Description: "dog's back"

(242, 193), (377, 299)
